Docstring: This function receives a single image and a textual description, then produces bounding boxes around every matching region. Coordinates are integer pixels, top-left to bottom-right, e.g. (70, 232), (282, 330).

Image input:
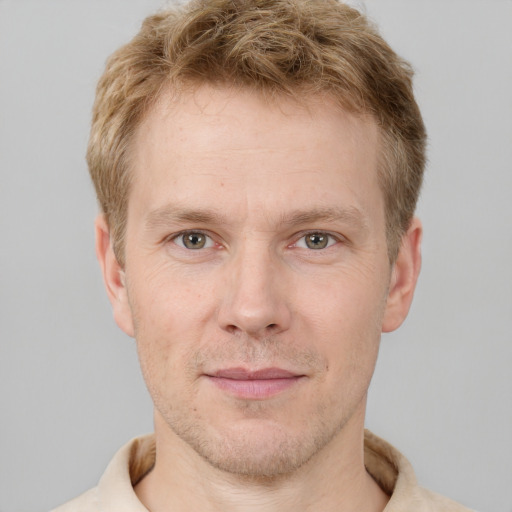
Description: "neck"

(135, 406), (389, 512)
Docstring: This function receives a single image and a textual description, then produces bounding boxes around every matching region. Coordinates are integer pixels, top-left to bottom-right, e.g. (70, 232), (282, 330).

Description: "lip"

(206, 367), (304, 400)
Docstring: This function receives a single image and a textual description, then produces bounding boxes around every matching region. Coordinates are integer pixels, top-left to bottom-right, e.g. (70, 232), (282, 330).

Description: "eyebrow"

(145, 206), (226, 230)
(144, 204), (369, 232)
(278, 206), (368, 232)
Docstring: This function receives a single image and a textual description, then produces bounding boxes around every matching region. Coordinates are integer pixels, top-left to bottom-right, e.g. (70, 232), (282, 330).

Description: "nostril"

(226, 324), (238, 335)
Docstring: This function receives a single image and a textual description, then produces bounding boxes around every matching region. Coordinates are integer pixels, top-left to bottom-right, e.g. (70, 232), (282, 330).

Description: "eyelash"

(171, 230), (216, 250)
(169, 230), (341, 251)
(292, 231), (340, 250)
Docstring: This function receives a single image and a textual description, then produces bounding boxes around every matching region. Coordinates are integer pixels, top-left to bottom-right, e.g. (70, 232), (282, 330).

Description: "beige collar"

(93, 430), (469, 511)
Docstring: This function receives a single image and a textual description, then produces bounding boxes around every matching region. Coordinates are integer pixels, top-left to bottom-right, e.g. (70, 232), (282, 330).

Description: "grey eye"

(179, 232), (209, 249)
(305, 233), (329, 249)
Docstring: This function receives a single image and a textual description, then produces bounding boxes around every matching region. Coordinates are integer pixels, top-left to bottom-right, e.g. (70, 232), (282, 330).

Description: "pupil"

(184, 233), (205, 249)
(307, 233), (327, 249)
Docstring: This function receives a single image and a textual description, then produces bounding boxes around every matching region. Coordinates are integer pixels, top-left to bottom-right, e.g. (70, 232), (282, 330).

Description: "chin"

(169, 415), (341, 479)
(197, 428), (313, 478)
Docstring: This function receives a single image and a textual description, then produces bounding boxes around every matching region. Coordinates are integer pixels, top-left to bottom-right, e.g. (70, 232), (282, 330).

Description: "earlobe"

(94, 215), (135, 337)
(382, 217), (422, 333)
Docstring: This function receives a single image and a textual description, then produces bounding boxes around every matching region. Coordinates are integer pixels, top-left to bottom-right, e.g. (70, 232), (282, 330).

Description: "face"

(97, 85), (421, 478)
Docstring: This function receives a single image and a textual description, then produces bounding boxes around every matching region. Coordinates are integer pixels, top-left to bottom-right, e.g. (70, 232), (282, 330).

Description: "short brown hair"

(88, 0), (426, 265)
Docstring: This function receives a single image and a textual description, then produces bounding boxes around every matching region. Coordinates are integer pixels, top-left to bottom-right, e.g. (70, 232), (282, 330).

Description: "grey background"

(1, 1), (510, 510)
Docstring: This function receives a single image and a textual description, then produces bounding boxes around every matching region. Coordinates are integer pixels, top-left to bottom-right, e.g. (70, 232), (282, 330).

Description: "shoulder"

(415, 487), (476, 512)
(49, 487), (99, 512)
(48, 434), (154, 511)
(364, 431), (476, 512)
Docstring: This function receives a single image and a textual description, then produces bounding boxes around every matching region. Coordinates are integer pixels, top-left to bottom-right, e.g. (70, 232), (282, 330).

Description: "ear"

(382, 217), (422, 333)
(94, 215), (135, 337)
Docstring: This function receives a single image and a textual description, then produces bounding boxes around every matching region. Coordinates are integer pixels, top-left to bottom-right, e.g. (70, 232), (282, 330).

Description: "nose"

(217, 244), (292, 338)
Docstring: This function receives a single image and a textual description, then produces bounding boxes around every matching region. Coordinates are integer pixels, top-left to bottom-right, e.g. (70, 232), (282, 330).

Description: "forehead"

(135, 85), (378, 162)
(129, 85), (383, 228)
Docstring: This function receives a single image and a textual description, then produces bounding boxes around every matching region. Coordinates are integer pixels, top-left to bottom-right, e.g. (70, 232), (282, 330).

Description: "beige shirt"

(52, 430), (473, 511)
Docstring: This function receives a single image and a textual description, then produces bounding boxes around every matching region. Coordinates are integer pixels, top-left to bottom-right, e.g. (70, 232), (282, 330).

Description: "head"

(93, 0), (425, 480)
(88, 0), (426, 266)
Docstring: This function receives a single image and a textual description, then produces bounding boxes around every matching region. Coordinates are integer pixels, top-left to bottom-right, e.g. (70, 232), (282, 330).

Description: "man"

(53, 0), (473, 510)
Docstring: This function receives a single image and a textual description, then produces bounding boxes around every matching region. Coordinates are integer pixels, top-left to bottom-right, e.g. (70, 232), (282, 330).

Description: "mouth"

(205, 367), (305, 400)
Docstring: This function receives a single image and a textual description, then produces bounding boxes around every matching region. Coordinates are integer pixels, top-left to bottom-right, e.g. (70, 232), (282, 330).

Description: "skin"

(96, 85), (422, 512)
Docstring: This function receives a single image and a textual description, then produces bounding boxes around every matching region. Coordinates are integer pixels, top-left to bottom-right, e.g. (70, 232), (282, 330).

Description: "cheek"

(127, 264), (217, 387)
(299, 269), (387, 379)
(130, 257), (218, 328)
(302, 267), (388, 336)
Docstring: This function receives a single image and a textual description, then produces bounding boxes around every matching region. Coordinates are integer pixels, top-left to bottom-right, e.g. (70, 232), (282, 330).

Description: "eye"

(295, 232), (337, 250)
(173, 231), (214, 250)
